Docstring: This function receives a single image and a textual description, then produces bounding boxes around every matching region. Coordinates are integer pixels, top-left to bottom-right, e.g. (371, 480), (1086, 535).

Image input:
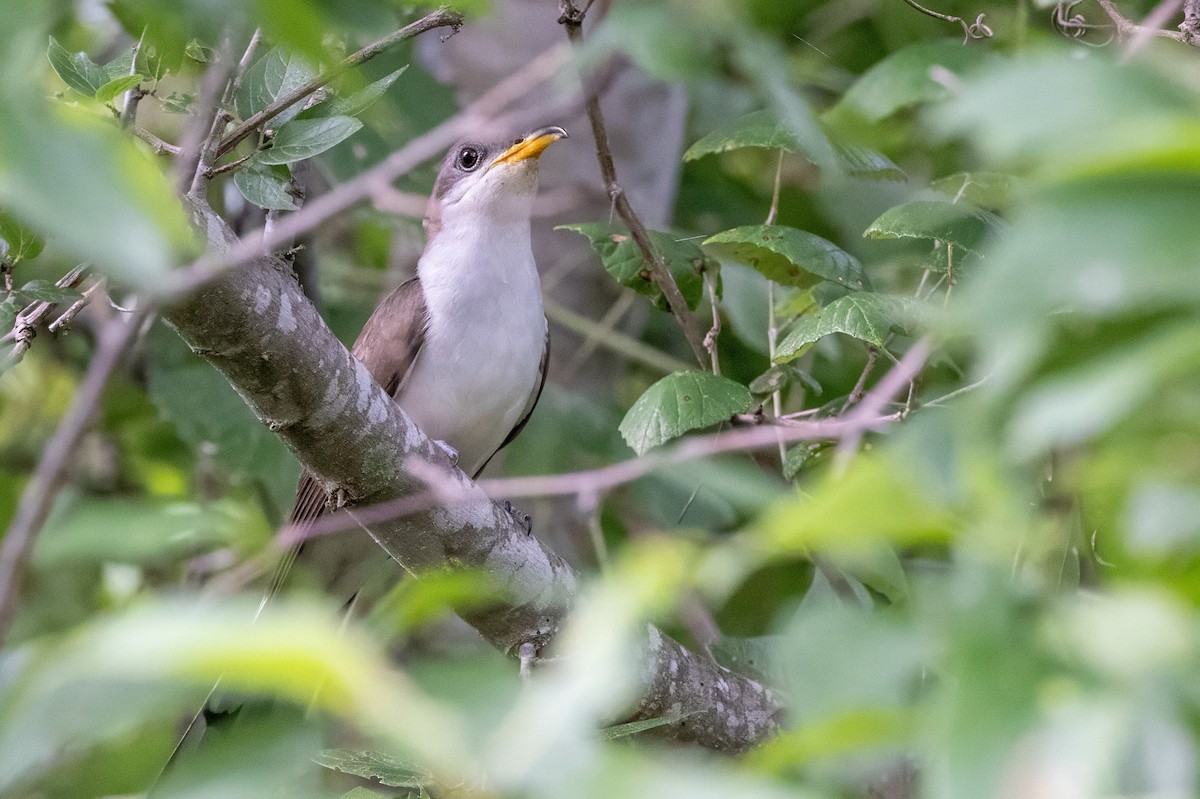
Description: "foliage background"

(3, 0), (1200, 797)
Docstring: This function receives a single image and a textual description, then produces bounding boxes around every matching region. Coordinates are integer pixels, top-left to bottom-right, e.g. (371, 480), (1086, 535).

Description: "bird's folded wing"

(475, 324), (550, 478)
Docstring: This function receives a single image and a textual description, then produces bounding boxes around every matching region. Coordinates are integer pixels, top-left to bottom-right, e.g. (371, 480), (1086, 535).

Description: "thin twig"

(118, 30), (145, 128)
(133, 127), (182, 156)
(558, 291), (638, 382)
(834, 337), (932, 468)
(0, 310), (149, 646)
(557, 1), (709, 369)
(175, 30), (237, 196)
(764, 150), (786, 462)
(840, 345), (878, 413)
(47, 279), (105, 334)
(1, 265), (91, 372)
(546, 297), (692, 375)
(903, 0), (994, 42)
(704, 268), (721, 375)
(215, 11), (463, 159)
(1094, 0), (1186, 43)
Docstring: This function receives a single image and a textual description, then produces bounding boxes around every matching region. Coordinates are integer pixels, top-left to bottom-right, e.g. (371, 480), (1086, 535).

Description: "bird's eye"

(456, 146), (481, 172)
(512, 137), (523, 146)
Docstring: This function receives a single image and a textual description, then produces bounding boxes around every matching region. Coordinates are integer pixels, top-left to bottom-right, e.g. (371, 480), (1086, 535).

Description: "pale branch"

(556, 0), (711, 370)
(1093, 0), (1186, 42)
(160, 200), (780, 751)
(215, 10), (463, 159)
(0, 309), (149, 645)
(0, 264), (91, 372)
(1183, 0), (1200, 42)
(162, 43), (570, 304)
(133, 127), (183, 156)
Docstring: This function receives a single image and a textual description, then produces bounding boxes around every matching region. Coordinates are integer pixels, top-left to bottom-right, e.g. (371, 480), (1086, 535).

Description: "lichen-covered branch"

(163, 200), (781, 750)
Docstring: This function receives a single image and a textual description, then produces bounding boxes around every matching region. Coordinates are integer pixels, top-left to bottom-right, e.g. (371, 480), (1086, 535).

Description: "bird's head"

(425, 125), (568, 236)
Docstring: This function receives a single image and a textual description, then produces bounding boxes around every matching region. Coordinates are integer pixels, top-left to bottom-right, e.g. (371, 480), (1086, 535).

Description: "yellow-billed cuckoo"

(290, 124), (568, 529)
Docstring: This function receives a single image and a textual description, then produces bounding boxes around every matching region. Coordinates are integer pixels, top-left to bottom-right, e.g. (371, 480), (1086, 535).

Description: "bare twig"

(175, 31), (237, 196)
(557, 1), (710, 369)
(765, 150), (786, 461)
(47, 280), (105, 334)
(546, 297), (692, 375)
(163, 44), (571, 302)
(215, 11), (463, 159)
(558, 291), (639, 382)
(1094, 0), (1186, 44)
(133, 127), (182, 156)
(903, 0), (993, 42)
(841, 345), (878, 413)
(835, 337), (932, 467)
(0, 310), (148, 645)
(1, 265), (91, 372)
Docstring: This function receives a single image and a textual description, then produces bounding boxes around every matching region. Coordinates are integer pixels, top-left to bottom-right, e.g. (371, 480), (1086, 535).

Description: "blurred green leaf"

(235, 46), (317, 126)
(704, 225), (867, 290)
(14, 279), (80, 304)
(46, 36), (107, 95)
(161, 91), (195, 114)
(233, 158), (298, 210)
(310, 66), (408, 118)
(929, 171), (1014, 209)
(258, 115), (363, 165)
(864, 200), (1004, 253)
(835, 143), (906, 182)
(684, 110), (801, 160)
(557, 223), (708, 309)
(184, 38), (215, 62)
(775, 294), (922, 362)
(94, 74), (143, 104)
(101, 48), (135, 81)
(339, 789), (389, 799)
(314, 748), (433, 788)
(601, 712), (699, 741)
(830, 38), (993, 123)
(618, 371), (752, 455)
(0, 211), (45, 263)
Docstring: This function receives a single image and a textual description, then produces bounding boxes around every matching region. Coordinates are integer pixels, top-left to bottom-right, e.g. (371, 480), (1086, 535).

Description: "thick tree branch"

(215, 10), (463, 159)
(556, 1), (711, 369)
(161, 199), (780, 750)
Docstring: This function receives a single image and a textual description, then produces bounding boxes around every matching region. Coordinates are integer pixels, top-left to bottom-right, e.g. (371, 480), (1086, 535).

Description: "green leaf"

(314, 749), (433, 788)
(101, 48), (134, 81)
(236, 47), (317, 126)
(233, 159), (297, 211)
(929, 172), (1015, 209)
(0, 297), (18, 332)
(684, 110), (801, 160)
(94, 74), (143, 104)
(600, 711), (700, 741)
(775, 294), (923, 362)
(864, 200), (1005, 254)
(184, 38), (216, 63)
(257, 116), (363, 165)
(829, 39), (992, 123)
(0, 212), (45, 263)
(161, 91), (195, 114)
(14, 280), (81, 305)
(835, 144), (906, 181)
(618, 371), (753, 455)
(703, 225), (867, 290)
(338, 789), (388, 799)
(46, 36), (107, 95)
(315, 67), (408, 118)
(556, 223), (708, 309)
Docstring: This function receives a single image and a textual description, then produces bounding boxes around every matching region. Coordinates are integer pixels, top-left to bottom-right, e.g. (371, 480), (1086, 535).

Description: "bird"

(285, 124), (568, 579)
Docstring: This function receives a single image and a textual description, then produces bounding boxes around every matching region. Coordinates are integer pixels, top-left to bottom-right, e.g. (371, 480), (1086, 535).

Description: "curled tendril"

(1051, 1), (1116, 46)
(903, 0), (994, 43)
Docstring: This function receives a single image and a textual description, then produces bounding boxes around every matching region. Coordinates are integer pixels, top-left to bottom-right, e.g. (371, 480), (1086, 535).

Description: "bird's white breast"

(398, 218), (546, 476)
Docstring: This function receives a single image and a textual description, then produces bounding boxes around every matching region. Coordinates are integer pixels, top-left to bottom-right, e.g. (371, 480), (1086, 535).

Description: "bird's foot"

(434, 439), (459, 466)
(503, 500), (533, 535)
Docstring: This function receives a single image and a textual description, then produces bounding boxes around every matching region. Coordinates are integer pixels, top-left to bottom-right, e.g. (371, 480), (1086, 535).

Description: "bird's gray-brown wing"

(473, 324), (550, 478)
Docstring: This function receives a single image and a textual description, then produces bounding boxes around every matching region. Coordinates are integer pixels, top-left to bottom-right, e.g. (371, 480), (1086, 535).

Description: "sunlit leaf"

(46, 36), (107, 96)
(775, 293), (923, 361)
(864, 200), (1005, 254)
(94, 74), (143, 104)
(314, 748), (433, 788)
(257, 115), (363, 165)
(704, 225), (867, 290)
(618, 371), (752, 455)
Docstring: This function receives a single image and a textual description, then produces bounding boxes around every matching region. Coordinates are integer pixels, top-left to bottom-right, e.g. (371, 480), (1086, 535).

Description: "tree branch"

(215, 10), (463, 159)
(159, 199), (780, 750)
(556, 1), (711, 369)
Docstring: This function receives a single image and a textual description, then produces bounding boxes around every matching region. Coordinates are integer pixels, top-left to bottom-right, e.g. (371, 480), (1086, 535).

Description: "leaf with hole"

(864, 200), (1005, 254)
(314, 749), (433, 788)
(776, 293), (923, 362)
(557, 223), (708, 309)
(234, 159), (297, 210)
(94, 74), (143, 104)
(236, 47), (317, 126)
(704, 225), (867, 290)
(257, 116), (363, 165)
(46, 36), (107, 95)
(619, 371), (753, 455)
(0, 212), (45, 263)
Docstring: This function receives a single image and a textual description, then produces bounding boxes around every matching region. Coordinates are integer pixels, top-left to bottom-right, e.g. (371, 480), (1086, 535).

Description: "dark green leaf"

(601, 712), (700, 741)
(864, 200), (1005, 254)
(315, 67), (408, 118)
(836, 144), (906, 181)
(556, 223), (708, 309)
(618, 371), (753, 455)
(94, 74), (143, 104)
(236, 47), (317, 126)
(257, 116), (363, 165)
(829, 39), (992, 123)
(0, 212), (45, 263)
(46, 36), (107, 95)
(684, 110), (801, 160)
(233, 159), (297, 211)
(703, 225), (867, 290)
(775, 293), (922, 361)
(313, 749), (433, 788)
(15, 280), (81, 305)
